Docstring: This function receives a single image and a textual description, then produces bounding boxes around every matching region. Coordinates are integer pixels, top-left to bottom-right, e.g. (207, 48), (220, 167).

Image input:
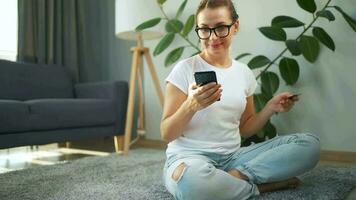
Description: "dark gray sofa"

(0, 59), (128, 153)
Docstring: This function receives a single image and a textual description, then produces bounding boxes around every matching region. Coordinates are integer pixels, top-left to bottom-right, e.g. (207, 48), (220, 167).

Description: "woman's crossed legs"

(163, 133), (320, 200)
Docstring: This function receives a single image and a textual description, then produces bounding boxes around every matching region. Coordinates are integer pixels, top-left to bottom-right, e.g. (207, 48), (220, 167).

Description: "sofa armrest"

(75, 81), (128, 134)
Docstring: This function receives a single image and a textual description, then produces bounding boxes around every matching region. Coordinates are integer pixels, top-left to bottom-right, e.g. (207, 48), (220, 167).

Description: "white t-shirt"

(165, 55), (258, 157)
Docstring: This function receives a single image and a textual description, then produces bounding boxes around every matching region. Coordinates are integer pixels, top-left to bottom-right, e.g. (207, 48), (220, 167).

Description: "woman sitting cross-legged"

(160, 0), (321, 199)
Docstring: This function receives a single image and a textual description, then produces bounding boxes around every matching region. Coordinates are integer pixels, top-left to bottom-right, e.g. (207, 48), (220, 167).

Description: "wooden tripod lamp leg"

(123, 48), (140, 155)
(114, 135), (124, 153)
(143, 49), (164, 106)
(137, 62), (146, 134)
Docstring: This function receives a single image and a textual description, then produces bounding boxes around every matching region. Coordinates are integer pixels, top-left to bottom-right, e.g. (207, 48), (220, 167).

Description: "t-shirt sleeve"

(165, 61), (190, 95)
(245, 66), (258, 97)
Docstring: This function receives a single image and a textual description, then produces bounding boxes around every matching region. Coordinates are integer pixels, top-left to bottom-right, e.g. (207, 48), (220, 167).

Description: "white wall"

(138, 0), (356, 152)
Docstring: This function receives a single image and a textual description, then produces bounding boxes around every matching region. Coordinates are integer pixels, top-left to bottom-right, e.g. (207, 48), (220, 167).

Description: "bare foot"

(257, 177), (302, 193)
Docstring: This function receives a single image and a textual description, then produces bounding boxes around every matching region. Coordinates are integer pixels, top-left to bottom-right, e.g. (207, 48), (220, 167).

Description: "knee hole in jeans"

(172, 162), (187, 182)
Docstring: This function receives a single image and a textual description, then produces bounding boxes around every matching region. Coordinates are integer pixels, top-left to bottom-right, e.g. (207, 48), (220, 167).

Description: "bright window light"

(0, 0), (18, 61)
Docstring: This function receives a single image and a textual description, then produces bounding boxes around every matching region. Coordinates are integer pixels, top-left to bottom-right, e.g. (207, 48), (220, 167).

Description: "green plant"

(136, 0), (356, 145)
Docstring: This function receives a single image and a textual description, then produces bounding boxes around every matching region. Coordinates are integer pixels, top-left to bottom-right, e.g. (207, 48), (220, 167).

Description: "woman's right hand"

(187, 82), (222, 112)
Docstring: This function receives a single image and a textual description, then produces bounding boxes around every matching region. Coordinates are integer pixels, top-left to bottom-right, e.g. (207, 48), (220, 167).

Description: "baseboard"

(321, 150), (356, 163)
(134, 138), (167, 150)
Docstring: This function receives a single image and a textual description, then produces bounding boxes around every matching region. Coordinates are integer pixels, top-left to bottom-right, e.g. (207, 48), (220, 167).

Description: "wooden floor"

(1, 138), (355, 199)
(0, 136), (148, 173)
(0, 144), (106, 173)
(0, 136), (118, 173)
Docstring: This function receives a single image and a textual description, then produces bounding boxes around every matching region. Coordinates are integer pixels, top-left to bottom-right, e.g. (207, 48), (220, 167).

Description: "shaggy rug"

(0, 148), (355, 200)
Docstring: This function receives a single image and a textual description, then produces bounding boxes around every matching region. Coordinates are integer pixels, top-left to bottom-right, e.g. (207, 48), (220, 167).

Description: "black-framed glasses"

(195, 22), (236, 40)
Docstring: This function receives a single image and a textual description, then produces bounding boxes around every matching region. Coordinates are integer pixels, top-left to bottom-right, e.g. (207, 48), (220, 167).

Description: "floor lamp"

(116, 0), (164, 154)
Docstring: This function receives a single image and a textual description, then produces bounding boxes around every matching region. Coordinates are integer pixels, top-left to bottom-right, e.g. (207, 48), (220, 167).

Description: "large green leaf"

(235, 53), (251, 61)
(247, 55), (271, 69)
(316, 10), (335, 21)
(299, 35), (320, 63)
(264, 122), (277, 139)
(256, 130), (265, 139)
(254, 93), (268, 113)
(261, 71), (280, 97)
(165, 47), (185, 67)
(166, 19), (184, 33)
(262, 89), (273, 100)
(312, 27), (335, 51)
(334, 6), (356, 32)
(279, 57), (300, 85)
(285, 40), (301, 56)
(153, 33), (175, 56)
(176, 0), (187, 19)
(296, 0), (316, 13)
(271, 16), (304, 28)
(182, 15), (195, 37)
(257, 121), (277, 139)
(259, 27), (287, 41)
(135, 18), (161, 32)
(157, 0), (166, 5)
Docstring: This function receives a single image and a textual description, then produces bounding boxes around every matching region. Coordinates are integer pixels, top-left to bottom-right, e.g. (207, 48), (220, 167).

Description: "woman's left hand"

(266, 92), (300, 114)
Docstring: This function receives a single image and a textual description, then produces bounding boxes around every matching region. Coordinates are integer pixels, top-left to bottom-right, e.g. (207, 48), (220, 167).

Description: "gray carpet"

(0, 148), (355, 200)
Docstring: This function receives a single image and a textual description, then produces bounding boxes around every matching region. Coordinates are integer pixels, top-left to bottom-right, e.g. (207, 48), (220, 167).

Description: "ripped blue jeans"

(163, 133), (320, 200)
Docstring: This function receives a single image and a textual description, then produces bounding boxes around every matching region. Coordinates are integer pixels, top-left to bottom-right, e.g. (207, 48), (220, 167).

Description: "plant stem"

(256, 0), (332, 79)
(158, 5), (201, 52)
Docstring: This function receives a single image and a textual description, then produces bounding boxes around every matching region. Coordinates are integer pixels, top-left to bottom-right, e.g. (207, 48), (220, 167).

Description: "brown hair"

(195, 0), (239, 24)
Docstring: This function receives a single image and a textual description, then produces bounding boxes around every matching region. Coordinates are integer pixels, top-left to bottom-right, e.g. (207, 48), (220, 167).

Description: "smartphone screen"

(194, 71), (220, 101)
(194, 71), (218, 86)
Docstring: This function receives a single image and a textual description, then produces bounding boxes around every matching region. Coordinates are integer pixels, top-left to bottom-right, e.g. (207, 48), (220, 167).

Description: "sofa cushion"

(0, 100), (31, 133)
(0, 59), (74, 100)
(26, 99), (116, 131)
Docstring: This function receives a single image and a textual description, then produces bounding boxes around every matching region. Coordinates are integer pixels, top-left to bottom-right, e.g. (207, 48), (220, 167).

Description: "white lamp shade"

(115, 0), (163, 41)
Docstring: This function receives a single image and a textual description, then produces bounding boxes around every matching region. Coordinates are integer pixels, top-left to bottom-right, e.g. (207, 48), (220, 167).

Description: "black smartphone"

(194, 71), (218, 86)
(194, 71), (220, 101)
